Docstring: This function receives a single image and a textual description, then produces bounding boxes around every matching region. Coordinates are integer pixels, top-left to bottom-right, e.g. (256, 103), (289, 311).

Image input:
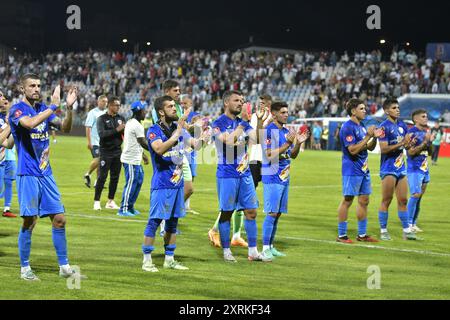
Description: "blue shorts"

(407, 171), (430, 195)
(217, 176), (258, 211)
(263, 183), (289, 214)
(149, 188), (185, 220)
(17, 175), (65, 218)
(380, 171), (407, 180)
(342, 175), (371, 197)
(4, 160), (17, 180)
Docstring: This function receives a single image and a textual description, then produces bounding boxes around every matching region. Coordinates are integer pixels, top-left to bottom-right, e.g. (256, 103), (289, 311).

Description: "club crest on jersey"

(14, 109), (23, 118)
(213, 127), (220, 135)
(346, 135), (354, 142)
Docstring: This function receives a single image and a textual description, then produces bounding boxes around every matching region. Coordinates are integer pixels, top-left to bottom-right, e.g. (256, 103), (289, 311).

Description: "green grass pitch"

(1, 136), (449, 299)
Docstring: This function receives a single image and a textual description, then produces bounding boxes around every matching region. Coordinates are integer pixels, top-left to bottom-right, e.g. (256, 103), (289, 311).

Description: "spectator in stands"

(312, 121), (323, 150)
(431, 121), (444, 165)
(442, 109), (450, 123)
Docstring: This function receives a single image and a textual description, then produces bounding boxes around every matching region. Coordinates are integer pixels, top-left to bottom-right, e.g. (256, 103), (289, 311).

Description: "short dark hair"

(259, 94), (272, 101)
(383, 97), (399, 110)
(271, 101), (289, 113)
(20, 73), (40, 84)
(108, 96), (120, 105)
(154, 95), (174, 119)
(411, 109), (427, 123)
(222, 90), (242, 104)
(162, 80), (179, 92)
(345, 98), (364, 115)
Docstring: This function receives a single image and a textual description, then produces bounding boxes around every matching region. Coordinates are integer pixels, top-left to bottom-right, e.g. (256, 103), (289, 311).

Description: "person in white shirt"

(249, 94), (273, 188)
(117, 101), (149, 216)
(84, 95), (107, 188)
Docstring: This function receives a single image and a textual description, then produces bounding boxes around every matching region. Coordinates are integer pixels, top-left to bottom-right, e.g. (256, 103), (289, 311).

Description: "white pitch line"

(67, 213), (450, 258)
(282, 236), (450, 258)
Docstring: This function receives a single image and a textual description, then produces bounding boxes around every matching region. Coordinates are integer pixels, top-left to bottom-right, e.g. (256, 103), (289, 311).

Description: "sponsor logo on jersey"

(362, 160), (369, 173)
(279, 165), (290, 181)
(170, 165), (182, 185)
(236, 153), (249, 174)
(394, 154), (404, 168)
(420, 158), (428, 172)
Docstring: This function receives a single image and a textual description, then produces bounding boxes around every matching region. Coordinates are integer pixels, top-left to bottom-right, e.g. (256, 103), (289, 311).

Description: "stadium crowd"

(1, 48), (449, 122)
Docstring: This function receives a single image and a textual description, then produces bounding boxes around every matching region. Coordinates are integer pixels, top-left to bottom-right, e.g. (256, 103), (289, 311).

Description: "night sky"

(3, 0), (450, 53)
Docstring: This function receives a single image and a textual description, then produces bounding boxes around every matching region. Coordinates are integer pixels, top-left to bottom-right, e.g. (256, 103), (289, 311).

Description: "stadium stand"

(0, 48), (449, 124)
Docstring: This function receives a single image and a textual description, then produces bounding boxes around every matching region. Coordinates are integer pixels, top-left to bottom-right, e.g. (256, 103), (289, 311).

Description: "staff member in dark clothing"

(93, 96), (126, 211)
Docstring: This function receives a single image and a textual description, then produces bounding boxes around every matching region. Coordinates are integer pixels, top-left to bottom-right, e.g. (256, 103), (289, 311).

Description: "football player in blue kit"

(377, 98), (416, 240)
(141, 95), (209, 272)
(8, 73), (79, 281)
(0, 89), (18, 218)
(212, 90), (267, 263)
(337, 99), (381, 243)
(260, 101), (309, 259)
(406, 109), (434, 233)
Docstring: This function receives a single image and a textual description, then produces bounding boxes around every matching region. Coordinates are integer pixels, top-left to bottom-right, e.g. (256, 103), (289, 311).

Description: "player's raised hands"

(286, 130), (296, 144)
(66, 86), (78, 109)
(200, 127), (212, 144)
(402, 133), (414, 148)
(297, 129), (310, 144)
(181, 106), (191, 122)
(241, 103), (251, 122)
(255, 102), (266, 120)
(373, 127), (383, 138)
(367, 125), (376, 137)
(51, 85), (61, 107)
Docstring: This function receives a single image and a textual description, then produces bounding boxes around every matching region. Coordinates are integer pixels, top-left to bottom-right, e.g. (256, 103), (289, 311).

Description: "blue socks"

(398, 211), (410, 230)
(408, 197), (422, 225)
(413, 197), (422, 225)
(262, 215), (276, 246)
(164, 244), (176, 256)
(4, 178), (13, 207)
(218, 220), (231, 249)
(358, 218), (368, 237)
(244, 219), (257, 248)
(378, 211), (388, 230)
(142, 245), (154, 254)
(338, 221), (348, 237)
(52, 228), (69, 266)
(407, 197), (420, 225)
(18, 228), (32, 267)
(270, 216), (279, 246)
